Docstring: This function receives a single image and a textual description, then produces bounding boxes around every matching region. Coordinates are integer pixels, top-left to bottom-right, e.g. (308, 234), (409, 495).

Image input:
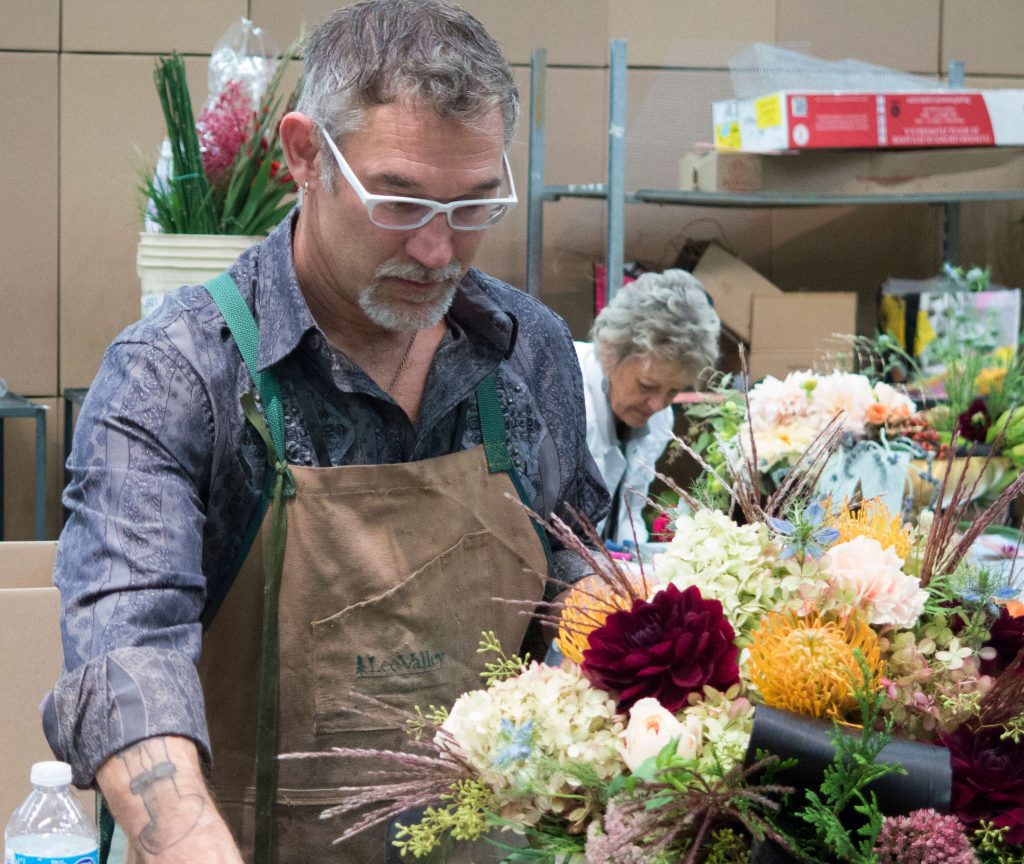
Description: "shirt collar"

(250, 208), (519, 372)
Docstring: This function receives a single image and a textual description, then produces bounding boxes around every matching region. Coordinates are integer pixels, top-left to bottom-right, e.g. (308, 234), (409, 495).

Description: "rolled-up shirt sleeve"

(44, 335), (215, 787)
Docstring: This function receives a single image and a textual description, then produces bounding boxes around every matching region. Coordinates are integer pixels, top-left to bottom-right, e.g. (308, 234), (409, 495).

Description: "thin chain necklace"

(386, 331), (417, 395)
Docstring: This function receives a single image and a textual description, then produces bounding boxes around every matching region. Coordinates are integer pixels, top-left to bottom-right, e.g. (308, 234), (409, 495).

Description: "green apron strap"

(475, 374), (554, 570)
(203, 272), (290, 864)
(475, 372), (513, 472)
(97, 796), (115, 864)
(205, 271), (290, 474)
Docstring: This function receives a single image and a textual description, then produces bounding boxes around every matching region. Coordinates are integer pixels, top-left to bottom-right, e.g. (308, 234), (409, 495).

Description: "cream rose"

(617, 697), (703, 772)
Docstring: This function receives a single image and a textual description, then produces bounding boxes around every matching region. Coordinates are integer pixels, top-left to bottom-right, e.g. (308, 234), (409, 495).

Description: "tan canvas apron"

(194, 273), (549, 863)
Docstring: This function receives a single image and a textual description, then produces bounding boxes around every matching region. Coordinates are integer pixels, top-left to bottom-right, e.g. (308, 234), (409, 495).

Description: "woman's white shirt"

(574, 341), (675, 544)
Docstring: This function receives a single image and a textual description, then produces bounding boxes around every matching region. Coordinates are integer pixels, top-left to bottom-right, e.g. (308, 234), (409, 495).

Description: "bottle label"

(9, 852), (98, 864)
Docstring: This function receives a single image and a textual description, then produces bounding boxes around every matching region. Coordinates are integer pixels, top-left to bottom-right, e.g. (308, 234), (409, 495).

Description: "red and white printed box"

(713, 89), (1024, 151)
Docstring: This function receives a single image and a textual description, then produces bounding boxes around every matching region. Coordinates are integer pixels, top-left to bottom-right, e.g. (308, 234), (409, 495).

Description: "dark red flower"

(581, 583), (739, 712)
(981, 608), (1024, 676)
(956, 397), (990, 443)
(651, 513), (675, 543)
(940, 723), (1024, 843)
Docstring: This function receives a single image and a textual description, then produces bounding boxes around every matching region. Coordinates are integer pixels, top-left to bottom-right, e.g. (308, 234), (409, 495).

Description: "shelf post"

(605, 39), (628, 306)
(526, 48), (547, 298)
(943, 60), (965, 264)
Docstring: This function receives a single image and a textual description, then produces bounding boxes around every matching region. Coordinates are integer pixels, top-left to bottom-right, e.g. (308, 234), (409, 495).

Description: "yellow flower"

(829, 498), (911, 560)
(975, 365), (1008, 397)
(746, 608), (881, 719)
(558, 583), (634, 664)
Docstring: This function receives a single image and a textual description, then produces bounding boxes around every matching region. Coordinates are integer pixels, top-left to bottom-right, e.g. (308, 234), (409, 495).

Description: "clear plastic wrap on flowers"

(206, 18), (280, 109)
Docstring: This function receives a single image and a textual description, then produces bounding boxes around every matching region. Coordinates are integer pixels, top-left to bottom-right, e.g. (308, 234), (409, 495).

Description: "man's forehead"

(352, 97), (504, 147)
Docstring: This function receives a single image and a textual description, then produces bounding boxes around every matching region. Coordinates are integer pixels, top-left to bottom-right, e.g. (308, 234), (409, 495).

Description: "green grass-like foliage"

(143, 49), (298, 236)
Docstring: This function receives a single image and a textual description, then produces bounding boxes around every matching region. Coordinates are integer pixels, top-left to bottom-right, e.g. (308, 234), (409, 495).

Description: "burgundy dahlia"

(981, 608), (1024, 677)
(956, 397), (990, 443)
(941, 723), (1024, 844)
(581, 582), (739, 712)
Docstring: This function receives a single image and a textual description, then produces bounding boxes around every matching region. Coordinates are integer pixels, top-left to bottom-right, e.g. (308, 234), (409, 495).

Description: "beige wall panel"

(768, 206), (941, 335)
(1, 399), (61, 541)
(62, 1), (246, 54)
(959, 202), (1024, 291)
(0, 0), (59, 50)
(250, 0), (606, 65)
(60, 54), (209, 390)
(964, 75), (1024, 90)
(462, 1), (607, 65)
(624, 69), (732, 188)
(944, 1), (1024, 77)
(477, 65), (606, 332)
(0, 53), (58, 397)
(609, 0), (776, 68)
(621, 68), (774, 289)
(777, 0), (940, 74)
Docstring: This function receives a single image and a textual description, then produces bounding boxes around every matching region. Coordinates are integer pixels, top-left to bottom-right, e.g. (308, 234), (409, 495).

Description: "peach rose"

(825, 535), (927, 629)
(617, 697), (703, 772)
(865, 402), (889, 425)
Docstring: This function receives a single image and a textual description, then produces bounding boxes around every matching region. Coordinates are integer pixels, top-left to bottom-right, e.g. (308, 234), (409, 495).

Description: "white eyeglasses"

(320, 128), (517, 231)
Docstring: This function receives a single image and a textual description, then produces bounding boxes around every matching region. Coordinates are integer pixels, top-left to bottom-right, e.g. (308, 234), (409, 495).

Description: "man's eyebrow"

(370, 171), (503, 197)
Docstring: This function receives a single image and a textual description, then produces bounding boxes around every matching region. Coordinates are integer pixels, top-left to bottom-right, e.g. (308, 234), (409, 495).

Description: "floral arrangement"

(740, 370), (917, 470)
(142, 41), (298, 236)
(283, 430), (1024, 863)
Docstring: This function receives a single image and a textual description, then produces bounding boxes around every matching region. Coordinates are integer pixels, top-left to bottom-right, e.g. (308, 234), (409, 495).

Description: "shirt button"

(513, 384), (522, 393)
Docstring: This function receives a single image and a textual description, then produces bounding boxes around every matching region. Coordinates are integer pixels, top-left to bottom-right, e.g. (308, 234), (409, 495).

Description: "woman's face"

(604, 354), (694, 428)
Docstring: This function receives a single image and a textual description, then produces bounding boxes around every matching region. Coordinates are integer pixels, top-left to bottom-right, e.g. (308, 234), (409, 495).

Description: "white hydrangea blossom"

(652, 509), (819, 642)
(438, 663), (625, 826)
(680, 685), (755, 776)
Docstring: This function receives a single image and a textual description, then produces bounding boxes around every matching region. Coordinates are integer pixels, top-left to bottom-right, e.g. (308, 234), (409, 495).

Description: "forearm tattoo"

(118, 739), (205, 854)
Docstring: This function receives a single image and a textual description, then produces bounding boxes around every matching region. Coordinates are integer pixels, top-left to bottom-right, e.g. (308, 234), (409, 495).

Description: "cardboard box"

(679, 146), (1024, 195)
(692, 243), (782, 344)
(749, 293), (859, 380)
(0, 542), (92, 819)
(692, 244), (858, 380)
(713, 89), (1024, 151)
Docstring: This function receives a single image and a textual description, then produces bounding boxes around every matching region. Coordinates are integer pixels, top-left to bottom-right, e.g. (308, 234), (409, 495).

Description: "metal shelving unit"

(525, 41), (1024, 303)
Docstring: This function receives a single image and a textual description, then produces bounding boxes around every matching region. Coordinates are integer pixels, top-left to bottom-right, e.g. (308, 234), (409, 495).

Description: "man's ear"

(280, 112), (322, 188)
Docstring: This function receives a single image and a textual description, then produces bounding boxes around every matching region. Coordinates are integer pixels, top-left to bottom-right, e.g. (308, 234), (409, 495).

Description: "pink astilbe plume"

(196, 80), (253, 183)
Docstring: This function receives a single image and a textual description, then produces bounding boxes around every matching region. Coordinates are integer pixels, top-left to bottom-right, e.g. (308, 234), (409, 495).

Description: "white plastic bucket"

(136, 232), (262, 318)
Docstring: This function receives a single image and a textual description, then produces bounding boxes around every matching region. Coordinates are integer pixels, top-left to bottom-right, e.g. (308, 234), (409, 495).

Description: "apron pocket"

(311, 531), (497, 735)
(213, 784), (391, 864)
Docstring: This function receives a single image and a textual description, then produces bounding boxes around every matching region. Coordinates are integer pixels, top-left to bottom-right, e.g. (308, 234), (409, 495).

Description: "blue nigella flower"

(768, 500), (840, 560)
(492, 719), (534, 769)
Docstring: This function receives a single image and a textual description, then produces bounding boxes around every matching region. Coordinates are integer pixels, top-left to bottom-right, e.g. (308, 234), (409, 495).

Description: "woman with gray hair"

(575, 268), (721, 544)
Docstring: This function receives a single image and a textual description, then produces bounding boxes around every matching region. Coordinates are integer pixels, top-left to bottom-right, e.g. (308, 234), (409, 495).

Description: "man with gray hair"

(45, 2), (607, 862)
(576, 269), (721, 544)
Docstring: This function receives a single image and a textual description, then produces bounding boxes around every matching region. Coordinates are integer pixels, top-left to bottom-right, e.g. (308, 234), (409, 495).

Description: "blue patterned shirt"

(43, 211), (609, 786)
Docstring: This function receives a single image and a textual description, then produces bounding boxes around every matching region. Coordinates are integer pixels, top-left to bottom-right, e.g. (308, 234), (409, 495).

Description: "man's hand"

(96, 736), (243, 864)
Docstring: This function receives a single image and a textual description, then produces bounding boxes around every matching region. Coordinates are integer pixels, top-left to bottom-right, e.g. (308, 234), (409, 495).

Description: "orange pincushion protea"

(830, 499), (911, 560)
(746, 608), (882, 719)
(558, 583), (635, 664)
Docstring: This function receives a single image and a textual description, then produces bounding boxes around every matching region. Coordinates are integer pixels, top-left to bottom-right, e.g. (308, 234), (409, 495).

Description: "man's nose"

(405, 213), (455, 271)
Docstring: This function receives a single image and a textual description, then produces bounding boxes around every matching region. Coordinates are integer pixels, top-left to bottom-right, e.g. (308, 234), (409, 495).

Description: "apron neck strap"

(475, 373), (513, 473)
(475, 373), (555, 570)
(204, 271), (288, 466)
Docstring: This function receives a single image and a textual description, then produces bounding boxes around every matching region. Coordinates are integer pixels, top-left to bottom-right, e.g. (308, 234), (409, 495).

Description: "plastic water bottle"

(4, 761), (98, 864)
